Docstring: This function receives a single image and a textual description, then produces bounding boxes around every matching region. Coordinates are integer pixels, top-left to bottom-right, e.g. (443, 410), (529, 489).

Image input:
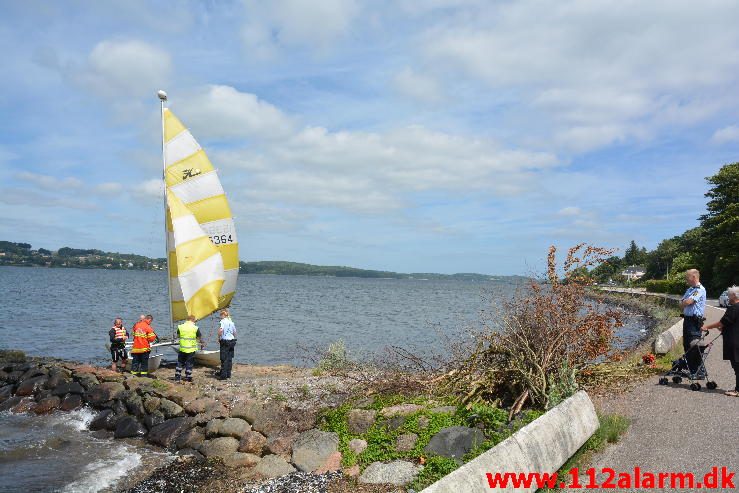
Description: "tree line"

(590, 162), (738, 295)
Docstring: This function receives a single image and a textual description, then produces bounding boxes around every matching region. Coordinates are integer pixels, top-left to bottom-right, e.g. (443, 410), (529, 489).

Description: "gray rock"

(75, 373), (99, 390)
(125, 393), (146, 417)
(359, 460), (423, 486)
(110, 399), (127, 417)
(348, 438), (368, 454)
(430, 406), (457, 414)
(254, 454), (297, 478)
(219, 418), (250, 439)
(52, 381), (85, 396)
(176, 427), (205, 450)
(0, 384), (14, 402)
(143, 395), (161, 414)
(423, 426), (486, 462)
(184, 397), (218, 415)
(45, 373), (70, 390)
(380, 404), (423, 417)
(225, 452), (261, 468)
(115, 416), (147, 438)
(347, 409), (377, 434)
(205, 418), (223, 438)
(85, 382), (126, 407)
(266, 433), (298, 458)
(239, 430), (267, 454)
(148, 417), (193, 448)
(386, 415), (407, 431)
(395, 433), (418, 452)
(33, 396), (61, 414)
(176, 448), (204, 460)
(159, 398), (184, 419)
(15, 375), (48, 396)
(232, 400), (289, 437)
(291, 429), (339, 472)
(90, 409), (117, 431)
(142, 411), (165, 431)
(0, 396), (22, 412)
(60, 394), (83, 411)
(10, 397), (35, 413)
(6, 371), (24, 384)
(200, 437), (240, 459)
(19, 366), (47, 383)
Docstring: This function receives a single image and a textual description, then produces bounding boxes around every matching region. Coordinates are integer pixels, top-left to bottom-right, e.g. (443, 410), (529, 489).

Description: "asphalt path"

(591, 305), (738, 492)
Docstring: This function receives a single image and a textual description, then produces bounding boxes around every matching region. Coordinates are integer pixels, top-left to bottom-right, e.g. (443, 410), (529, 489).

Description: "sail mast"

(158, 90), (175, 340)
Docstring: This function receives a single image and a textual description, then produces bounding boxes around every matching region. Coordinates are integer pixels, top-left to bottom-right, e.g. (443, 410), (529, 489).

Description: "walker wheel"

(672, 376), (682, 384)
(690, 382), (701, 391)
(658, 377), (668, 385)
(706, 381), (718, 390)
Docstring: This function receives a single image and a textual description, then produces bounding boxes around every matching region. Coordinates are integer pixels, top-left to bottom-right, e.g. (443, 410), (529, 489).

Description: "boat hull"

(170, 347), (221, 367)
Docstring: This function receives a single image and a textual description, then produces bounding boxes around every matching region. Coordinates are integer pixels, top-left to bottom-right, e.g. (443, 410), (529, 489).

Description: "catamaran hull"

(170, 347), (221, 367)
(105, 343), (164, 372)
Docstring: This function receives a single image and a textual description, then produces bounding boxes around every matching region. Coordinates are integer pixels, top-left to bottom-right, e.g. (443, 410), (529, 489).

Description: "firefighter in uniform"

(109, 318), (128, 372)
(175, 315), (203, 383)
(131, 315), (157, 376)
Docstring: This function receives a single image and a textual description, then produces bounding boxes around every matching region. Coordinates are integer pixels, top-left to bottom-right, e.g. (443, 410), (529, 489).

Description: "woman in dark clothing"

(703, 286), (739, 396)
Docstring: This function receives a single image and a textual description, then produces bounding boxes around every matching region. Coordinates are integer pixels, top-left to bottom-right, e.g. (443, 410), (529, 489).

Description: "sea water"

(0, 408), (172, 492)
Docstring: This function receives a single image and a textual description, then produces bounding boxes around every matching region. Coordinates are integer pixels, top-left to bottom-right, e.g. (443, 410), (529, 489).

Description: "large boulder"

(45, 373), (70, 390)
(5, 371), (24, 384)
(291, 429), (339, 472)
(51, 381), (85, 396)
(142, 411), (165, 431)
(19, 366), (47, 383)
(423, 426), (486, 463)
(125, 393), (146, 417)
(359, 460), (423, 486)
(0, 396), (23, 412)
(347, 409), (376, 435)
(253, 454), (297, 478)
(89, 409), (117, 431)
(225, 452), (261, 468)
(115, 416), (147, 438)
(239, 430), (267, 454)
(15, 375), (48, 396)
(176, 427), (205, 450)
(205, 419), (224, 438)
(348, 438), (368, 454)
(0, 384), (14, 402)
(143, 395), (161, 414)
(219, 418), (250, 439)
(158, 398), (184, 419)
(33, 396), (61, 414)
(266, 433), (298, 458)
(60, 394), (83, 411)
(148, 417), (194, 448)
(200, 437), (240, 459)
(11, 397), (36, 413)
(75, 373), (99, 390)
(232, 400), (290, 437)
(85, 382), (125, 407)
(379, 404), (423, 417)
(184, 397), (219, 415)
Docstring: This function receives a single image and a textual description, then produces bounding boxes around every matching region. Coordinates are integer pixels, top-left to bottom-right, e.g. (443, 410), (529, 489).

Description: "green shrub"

(645, 279), (685, 295)
(316, 339), (352, 373)
(410, 455), (459, 490)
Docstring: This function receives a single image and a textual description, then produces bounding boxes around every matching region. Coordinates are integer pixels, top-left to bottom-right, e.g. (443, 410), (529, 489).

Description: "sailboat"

(157, 90), (239, 367)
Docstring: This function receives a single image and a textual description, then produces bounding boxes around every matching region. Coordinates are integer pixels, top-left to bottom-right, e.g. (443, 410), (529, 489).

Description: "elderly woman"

(703, 286), (739, 396)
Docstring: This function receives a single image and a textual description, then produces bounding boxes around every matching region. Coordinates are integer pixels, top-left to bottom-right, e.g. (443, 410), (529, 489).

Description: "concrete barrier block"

(654, 320), (683, 354)
(421, 391), (599, 493)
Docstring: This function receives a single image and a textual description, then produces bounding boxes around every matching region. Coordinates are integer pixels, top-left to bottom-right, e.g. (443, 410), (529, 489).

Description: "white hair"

(728, 286), (739, 299)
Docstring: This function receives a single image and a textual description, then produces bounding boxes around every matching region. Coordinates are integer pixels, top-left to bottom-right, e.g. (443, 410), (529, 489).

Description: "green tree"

(700, 162), (739, 292)
(623, 240), (647, 266)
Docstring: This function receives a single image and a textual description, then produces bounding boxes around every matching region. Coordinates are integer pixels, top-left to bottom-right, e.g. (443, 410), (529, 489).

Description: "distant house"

(622, 265), (646, 281)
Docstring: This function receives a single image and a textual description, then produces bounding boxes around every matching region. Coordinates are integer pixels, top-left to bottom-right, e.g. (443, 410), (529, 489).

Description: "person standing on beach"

(680, 269), (707, 375)
(218, 309), (237, 380)
(131, 315), (157, 376)
(175, 315), (202, 383)
(109, 318), (128, 372)
(702, 286), (739, 396)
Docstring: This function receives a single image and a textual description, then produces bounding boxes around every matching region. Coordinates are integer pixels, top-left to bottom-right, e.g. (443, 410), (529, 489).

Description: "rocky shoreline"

(0, 350), (455, 492)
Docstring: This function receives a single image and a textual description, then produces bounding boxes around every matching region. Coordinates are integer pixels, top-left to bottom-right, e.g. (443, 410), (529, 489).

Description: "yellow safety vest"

(177, 321), (199, 353)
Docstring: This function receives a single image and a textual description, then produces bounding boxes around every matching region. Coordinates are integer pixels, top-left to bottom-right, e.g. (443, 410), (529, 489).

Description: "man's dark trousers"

(175, 351), (195, 382)
(683, 316), (703, 374)
(219, 340), (236, 379)
(131, 352), (150, 375)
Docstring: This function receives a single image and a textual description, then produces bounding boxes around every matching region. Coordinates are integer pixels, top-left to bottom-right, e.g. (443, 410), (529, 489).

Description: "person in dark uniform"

(680, 269), (707, 375)
(109, 318), (128, 372)
(702, 286), (739, 397)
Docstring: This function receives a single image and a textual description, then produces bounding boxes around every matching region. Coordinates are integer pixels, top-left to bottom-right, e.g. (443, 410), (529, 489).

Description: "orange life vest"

(131, 320), (157, 353)
(113, 325), (127, 342)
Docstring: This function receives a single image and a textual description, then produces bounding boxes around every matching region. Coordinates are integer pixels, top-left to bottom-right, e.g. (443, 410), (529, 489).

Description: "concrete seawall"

(420, 391), (599, 493)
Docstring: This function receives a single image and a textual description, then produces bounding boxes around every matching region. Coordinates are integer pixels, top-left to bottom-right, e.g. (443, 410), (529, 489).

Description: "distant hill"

(0, 240), (522, 281)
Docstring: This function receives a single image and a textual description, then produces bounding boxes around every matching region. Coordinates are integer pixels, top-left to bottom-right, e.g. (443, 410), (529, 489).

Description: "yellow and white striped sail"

(164, 108), (239, 321)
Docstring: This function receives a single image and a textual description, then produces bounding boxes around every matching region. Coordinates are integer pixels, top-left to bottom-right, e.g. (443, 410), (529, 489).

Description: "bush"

(316, 339), (352, 373)
(645, 279), (685, 295)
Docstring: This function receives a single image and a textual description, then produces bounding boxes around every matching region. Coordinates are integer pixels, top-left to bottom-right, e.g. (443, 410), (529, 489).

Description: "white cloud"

(241, 0), (360, 57)
(16, 172), (83, 191)
(177, 85), (294, 140)
(75, 40), (172, 98)
(557, 206), (581, 217)
(393, 67), (443, 104)
(135, 178), (164, 200)
(711, 125), (739, 144)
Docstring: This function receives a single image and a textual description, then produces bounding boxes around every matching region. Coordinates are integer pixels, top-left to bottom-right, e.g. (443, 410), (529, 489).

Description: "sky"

(1, 0), (738, 275)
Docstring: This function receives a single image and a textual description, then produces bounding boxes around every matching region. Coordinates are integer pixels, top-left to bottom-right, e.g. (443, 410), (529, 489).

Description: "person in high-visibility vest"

(131, 314), (157, 376)
(108, 318), (128, 373)
(175, 315), (203, 383)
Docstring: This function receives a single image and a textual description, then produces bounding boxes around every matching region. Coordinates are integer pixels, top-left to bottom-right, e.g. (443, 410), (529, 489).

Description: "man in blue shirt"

(218, 309), (237, 380)
(680, 269), (707, 375)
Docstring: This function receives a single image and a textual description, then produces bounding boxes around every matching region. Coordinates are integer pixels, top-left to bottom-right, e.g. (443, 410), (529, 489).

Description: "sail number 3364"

(209, 234), (234, 245)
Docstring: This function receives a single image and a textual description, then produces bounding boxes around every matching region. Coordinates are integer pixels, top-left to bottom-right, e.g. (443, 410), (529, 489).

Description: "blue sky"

(1, 0), (738, 275)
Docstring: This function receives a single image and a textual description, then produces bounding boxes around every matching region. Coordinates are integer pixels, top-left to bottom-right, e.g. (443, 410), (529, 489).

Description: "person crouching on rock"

(131, 315), (157, 377)
(702, 286), (739, 397)
(218, 309), (237, 380)
(109, 317), (128, 373)
(175, 315), (202, 384)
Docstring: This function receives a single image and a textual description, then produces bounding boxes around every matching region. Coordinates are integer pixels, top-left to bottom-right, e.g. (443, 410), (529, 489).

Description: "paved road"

(599, 286), (722, 307)
(591, 305), (738, 491)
